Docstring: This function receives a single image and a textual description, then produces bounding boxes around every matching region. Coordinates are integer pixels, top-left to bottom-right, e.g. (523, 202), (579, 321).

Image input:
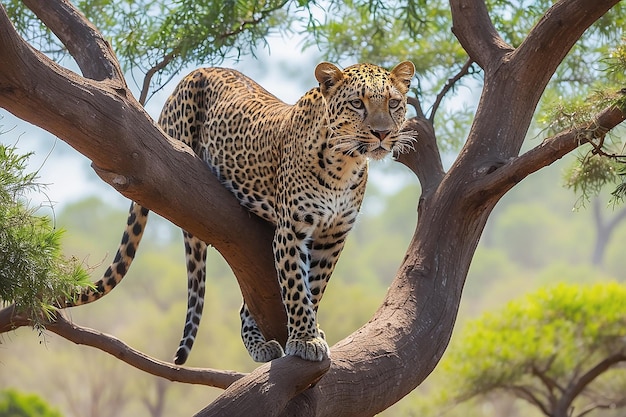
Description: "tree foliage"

(0, 389), (64, 417)
(438, 282), (626, 417)
(0, 142), (89, 326)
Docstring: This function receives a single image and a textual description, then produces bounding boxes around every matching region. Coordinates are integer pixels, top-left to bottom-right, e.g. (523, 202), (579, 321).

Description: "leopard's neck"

(286, 88), (369, 188)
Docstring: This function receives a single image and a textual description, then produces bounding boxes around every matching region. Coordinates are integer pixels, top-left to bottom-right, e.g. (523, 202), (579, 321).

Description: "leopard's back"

(158, 68), (291, 223)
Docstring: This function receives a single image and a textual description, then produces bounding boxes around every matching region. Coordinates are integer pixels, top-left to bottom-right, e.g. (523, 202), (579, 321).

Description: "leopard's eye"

(350, 99), (364, 109)
(389, 99), (401, 109)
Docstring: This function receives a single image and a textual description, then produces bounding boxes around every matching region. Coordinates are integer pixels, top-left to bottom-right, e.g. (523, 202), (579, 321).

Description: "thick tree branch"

(449, 0), (512, 71)
(0, 305), (245, 388)
(396, 117), (445, 195)
(195, 356), (330, 417)
(22, 0), (125, 83)
(451, 0), (621, 167)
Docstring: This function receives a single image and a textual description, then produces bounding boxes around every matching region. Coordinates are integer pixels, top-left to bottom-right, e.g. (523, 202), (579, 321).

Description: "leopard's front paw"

(250, 340), (285, 363)
(286, 336), (330, 362)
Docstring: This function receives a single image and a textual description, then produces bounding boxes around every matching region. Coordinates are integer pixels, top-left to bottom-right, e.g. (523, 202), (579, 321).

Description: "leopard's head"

(315, 61), (415, 160)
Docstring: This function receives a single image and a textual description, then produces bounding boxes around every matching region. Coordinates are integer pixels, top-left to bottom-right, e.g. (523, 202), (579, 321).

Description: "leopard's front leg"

(274, 220), (330, 362)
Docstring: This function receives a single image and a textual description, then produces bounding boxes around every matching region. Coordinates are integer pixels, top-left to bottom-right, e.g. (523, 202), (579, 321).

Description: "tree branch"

(450, 0), (621, 168)
(408, 95), (425, 119)
(22, 0), (125, 83)
(577, 396), (626, 417)
(195, 356), (330, 417)
(470, 104), (626, 200)
(396, 116), (445, 195)
(529, 364), (561, 412)
(564, 351), (626, 407)
(509, 384), (552, 417)
(449, 0), (512, 71)
(605, 203), (626, 230)
(138, 51), (176, 105)
(0, 305), (245, 389)
(429, 58), (474, 123)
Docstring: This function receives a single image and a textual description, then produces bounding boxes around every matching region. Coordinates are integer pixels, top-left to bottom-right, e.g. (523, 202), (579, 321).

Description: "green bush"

(0, 143), (90, 325)
(0, 389), (63, 417)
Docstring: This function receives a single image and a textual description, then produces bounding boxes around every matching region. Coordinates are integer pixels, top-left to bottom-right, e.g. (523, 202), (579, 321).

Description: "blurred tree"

(589, 197), (626, 266)
(0, 389), (64, 417)
(0, 1), (625, 416)
(563, 154), (626, 266)
(435, 282), (626, 417)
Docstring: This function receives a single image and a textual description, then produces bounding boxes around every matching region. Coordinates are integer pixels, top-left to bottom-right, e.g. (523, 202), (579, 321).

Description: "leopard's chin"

(368, 147), (391, 160)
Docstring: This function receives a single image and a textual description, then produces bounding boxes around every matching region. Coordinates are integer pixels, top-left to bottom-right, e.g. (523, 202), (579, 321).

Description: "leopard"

(66, 60), (416, 364)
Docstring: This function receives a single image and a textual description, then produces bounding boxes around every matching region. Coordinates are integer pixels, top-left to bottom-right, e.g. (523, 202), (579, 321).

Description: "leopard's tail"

(64, 202), (149, 307)
(173, 232), (208, 365)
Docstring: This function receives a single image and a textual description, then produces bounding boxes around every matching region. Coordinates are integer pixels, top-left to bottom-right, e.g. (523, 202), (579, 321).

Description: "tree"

(0, 1), (625, 416)
(0, 143), (89, 327)
(564, 154), (626, 266)
(433, 282), (626, 417)
(0, 388), (64, 417)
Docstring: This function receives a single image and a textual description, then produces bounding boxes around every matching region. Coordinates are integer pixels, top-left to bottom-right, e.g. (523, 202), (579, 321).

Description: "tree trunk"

(591, 198), (626, 266)
(0, 1), (623, 416)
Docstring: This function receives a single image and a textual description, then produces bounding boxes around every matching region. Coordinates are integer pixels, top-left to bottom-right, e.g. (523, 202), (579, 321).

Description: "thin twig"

(139, 51), (176, 105)
(429, 58), (474, 123)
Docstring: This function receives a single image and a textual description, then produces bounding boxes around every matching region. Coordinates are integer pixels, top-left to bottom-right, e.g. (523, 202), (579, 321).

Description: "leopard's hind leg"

(239, 303), (285, 362)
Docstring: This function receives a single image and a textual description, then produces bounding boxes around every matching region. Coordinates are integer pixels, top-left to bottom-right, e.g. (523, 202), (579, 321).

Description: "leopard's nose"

(371, 129), (391, 140)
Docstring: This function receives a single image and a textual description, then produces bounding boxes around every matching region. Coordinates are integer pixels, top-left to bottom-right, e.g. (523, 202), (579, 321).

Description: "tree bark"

(0, 1), (624, 416)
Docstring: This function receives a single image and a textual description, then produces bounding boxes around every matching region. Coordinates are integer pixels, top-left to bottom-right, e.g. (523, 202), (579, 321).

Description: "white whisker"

(392, 131), (418, 155)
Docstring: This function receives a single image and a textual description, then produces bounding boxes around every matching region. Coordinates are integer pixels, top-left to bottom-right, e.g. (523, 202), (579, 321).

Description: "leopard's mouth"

(328, 133), (397, 159)
(367, 144), (392, 160)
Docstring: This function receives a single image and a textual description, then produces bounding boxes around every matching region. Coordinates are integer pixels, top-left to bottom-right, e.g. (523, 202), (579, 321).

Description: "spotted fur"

(67, 61), (415, 364)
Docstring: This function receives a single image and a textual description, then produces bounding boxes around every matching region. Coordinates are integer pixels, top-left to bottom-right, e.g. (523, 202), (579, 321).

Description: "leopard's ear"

(315, 62), (344, 95)
(391, 61), (415, 94)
